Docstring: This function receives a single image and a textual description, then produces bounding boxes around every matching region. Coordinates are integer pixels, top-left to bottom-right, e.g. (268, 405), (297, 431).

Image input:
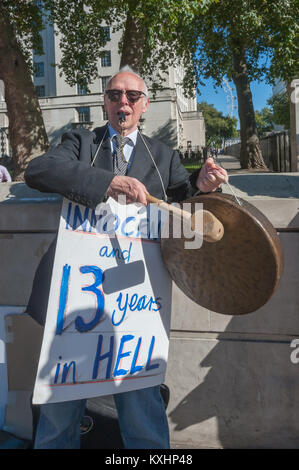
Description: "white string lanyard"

(213, 155), (242, 206)
(91, 127), (109, 167)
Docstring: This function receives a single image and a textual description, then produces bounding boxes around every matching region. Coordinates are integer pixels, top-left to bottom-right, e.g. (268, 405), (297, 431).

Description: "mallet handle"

(146, 193), (224, 243)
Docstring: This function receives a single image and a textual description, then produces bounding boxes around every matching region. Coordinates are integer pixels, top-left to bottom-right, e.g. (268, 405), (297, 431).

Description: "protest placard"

(32, 197), (172, 404)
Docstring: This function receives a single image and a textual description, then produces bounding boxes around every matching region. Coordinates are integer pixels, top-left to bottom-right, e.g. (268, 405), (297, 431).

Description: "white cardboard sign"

(33, 198), (172, 404)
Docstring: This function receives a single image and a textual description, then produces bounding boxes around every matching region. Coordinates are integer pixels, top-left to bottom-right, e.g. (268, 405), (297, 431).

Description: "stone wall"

(166, 173), (299, 448)
(0, 175), (299, 448)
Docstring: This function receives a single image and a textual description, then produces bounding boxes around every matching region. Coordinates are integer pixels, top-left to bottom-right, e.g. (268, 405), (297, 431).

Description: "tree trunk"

(0, 9), (49, 181)
(120, 14), (147, 73)
(232, 50), (267, 170)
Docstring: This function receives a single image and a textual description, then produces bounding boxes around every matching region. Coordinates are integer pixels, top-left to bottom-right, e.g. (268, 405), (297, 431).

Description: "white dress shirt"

(108, 123), (138, 165)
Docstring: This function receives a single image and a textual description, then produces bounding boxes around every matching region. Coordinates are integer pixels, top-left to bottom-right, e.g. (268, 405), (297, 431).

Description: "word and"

(99, 241), (132, 262)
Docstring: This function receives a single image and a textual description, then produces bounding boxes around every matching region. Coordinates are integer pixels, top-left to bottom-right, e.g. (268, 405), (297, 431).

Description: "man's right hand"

(106, 175), (148, 205)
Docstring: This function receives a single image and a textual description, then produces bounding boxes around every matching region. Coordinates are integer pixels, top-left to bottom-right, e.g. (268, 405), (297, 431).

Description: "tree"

(0, 0), (213, 180)
(267, 92), (290, 130)
(197, 101), (238, 147)
(255, 107), (273, 135)
(182, 0), (298, 169)
(254, 91), (291, 135)
(0, 3), (49, 180)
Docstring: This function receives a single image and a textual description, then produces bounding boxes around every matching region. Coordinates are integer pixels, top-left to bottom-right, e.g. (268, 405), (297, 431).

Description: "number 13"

(56, 263), (105, 335)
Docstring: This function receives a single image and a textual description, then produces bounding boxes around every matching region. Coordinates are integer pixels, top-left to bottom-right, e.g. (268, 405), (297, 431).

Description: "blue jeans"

(34, 385), (170, 449)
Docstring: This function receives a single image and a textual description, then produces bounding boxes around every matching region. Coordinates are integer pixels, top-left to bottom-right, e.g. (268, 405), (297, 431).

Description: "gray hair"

(105, 65), (148, 96)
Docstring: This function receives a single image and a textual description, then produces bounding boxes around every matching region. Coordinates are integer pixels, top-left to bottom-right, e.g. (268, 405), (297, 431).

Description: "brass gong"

(160, 193), (284, 315)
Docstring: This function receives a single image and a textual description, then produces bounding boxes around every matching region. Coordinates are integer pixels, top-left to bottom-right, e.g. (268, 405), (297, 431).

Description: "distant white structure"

(272, 78), (299, 170)
(222, 78), (236, 119)
(0, 19), (205, 158)
(272, 79), (287, 131)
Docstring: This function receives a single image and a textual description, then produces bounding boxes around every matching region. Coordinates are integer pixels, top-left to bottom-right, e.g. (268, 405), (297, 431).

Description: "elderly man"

(25, 66), (227, 449)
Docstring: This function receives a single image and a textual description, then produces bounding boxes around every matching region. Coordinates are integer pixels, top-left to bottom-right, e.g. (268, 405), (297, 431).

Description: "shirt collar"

(108, 123), (138, 146)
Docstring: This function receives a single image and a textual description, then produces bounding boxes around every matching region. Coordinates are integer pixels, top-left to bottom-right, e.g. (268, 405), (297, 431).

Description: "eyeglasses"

(105, 89), (147, 103)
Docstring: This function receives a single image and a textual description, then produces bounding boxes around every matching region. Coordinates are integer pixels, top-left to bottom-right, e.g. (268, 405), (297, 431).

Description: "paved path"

(214, 154), (241, 172)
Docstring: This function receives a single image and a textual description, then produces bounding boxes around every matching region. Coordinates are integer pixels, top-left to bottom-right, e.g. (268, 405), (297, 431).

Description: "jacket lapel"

(91, 125), (113, 172)
(127, 133), (154, 184)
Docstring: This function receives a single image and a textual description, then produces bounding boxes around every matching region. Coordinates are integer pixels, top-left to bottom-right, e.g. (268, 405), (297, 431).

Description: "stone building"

(0, 20), (205, 158)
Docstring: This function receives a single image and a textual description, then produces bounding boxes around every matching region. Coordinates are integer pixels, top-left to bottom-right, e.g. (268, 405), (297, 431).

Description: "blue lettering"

(99, 242), (132, 263)
(92, 335), (114, 380)
(121, 216), (135, 237)
(65, 202), (72, 229)
(145, 336), (159, 371)
(137, 295), (149, 311)
(61, 361), (77, 383)
(73, 205), (89, 231)
(113, 334), (134, 377)
(122, 242), (132, 262)
(149, 296), (162, 311)
(112, 293), (162, 326)
(89, 209), (98, 231)
(130, 337), (143, 374)
(102, 213), (120, 234)
(129, 293), (139, 311)
(99, 245), (109, 258)
(54, 362), (61, 384)
(112, 292), (129, 326)
(56, 264), (71, 335)
(75, 265), (105, 332)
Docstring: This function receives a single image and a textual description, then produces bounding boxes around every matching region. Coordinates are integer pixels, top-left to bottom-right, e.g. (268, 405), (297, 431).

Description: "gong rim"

(160, 193), (284, 315)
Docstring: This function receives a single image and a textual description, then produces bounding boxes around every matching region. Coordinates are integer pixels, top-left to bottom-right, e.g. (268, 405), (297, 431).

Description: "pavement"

(213, 154), (273, 174)
(215, 154), (299, 201)
(214, 154), (242, 172)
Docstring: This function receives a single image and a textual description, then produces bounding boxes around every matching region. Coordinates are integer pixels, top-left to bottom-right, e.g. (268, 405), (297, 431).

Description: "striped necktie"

(113, 134), (131, 175)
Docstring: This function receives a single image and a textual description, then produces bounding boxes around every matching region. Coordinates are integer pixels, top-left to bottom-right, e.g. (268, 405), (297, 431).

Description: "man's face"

(104, 72), (149, 135)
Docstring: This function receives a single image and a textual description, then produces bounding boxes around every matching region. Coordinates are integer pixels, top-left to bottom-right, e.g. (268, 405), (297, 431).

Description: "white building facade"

(0, 20), (205, 159)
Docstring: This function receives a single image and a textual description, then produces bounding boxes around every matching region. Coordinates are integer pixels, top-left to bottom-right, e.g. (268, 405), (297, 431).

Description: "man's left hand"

(196, 157), (228, 193)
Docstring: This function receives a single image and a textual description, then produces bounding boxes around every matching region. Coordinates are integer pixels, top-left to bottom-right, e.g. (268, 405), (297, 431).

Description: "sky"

(196, 77), (274, 122)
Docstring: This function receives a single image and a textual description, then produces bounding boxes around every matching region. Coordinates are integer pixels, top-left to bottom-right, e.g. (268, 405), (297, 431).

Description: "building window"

(35, 85), (46, 97)
(101, 26), (111, 41)
(77, 82), (88, 95)
(34, 62), (44, 77)
(33, 34), (44, 55)
(101, 51), (111, 67)
(101, 76), (111, 92)
(102, 107), (108, 121)
(77, 107), (90, 123)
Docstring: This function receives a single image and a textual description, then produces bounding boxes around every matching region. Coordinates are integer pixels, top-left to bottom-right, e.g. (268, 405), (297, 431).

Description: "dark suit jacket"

(25, 125), (199, 325)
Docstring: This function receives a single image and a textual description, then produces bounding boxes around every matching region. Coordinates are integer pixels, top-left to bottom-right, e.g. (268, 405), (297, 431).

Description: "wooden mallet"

(146, 194), (224, 243)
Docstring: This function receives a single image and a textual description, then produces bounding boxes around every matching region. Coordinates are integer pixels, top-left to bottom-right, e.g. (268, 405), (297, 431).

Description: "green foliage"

(184, 0), (299, 89)
(267, 91), (290, 129)
(254, 91), (291, 133)
(1, 0), (216, 92)
(1, 1), (297, 97)
(197, 101), (238, 146)
(255, 107), (274, 134)
(1, 1), (44, 66)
